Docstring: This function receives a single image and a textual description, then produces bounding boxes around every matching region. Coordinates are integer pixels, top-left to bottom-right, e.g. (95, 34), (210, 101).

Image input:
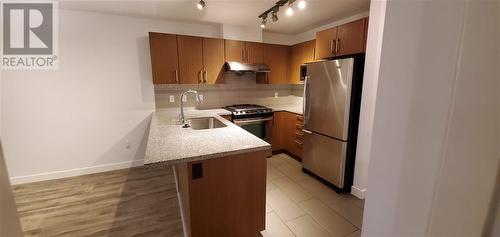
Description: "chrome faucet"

(179, 90), (203, 125)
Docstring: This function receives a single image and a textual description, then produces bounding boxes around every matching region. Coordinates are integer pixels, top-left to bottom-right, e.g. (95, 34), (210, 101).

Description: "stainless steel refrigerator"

(302, 57), (364, 193)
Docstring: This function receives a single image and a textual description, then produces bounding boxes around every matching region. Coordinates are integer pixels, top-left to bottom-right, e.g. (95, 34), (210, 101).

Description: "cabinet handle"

(174, 70), (179, 84)
(241, 49), (245, 62)
(330, 39), (336, 54)
(296, 124), (304, 130)
(198, 70), (202, 84)
(203, 70), (207, 83)
(294, 140), (303, 148)
(337, 38), (341, 53)
(296, 115), (303, 121)
(296, 132), (304, 139)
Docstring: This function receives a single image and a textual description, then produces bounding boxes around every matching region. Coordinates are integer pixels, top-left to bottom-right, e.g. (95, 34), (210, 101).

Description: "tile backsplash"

(155, 73), (304, 110)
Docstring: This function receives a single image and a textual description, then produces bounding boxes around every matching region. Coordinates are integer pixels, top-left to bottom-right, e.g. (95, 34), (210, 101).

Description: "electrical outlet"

(182, 95), (187, 102)
(169, 95), (175, 103)
(198, 94), (204, 102)
(125, 140), (131, 149)
(274, 92), (279, 98)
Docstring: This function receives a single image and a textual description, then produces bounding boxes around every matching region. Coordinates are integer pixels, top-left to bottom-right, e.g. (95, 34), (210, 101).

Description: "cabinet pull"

(241, 49), (245, 62)
(203, 70), (207, 83)
(295, 140), (303, 148)
(331, 39), (336, 54)
(336, 38), (341, 53)
(296, 115), (303, 121)
(198, 70), (202, 84)
(296, 124), (304, 130)
(174, 70), (179, 84)
(296, 132), (304, 139)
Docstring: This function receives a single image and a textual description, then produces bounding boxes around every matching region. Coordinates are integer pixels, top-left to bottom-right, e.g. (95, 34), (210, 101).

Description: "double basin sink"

(185, 117), (227, 130)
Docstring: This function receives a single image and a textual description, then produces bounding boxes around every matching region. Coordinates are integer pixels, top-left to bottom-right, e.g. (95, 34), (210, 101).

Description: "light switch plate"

(198, 94), (204, 102)
(169, 95), (175, 103)
(182, 95), (187, 102)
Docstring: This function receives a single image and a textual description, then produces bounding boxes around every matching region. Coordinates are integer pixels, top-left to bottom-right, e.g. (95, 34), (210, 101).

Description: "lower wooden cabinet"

(272, 111), (304, 159)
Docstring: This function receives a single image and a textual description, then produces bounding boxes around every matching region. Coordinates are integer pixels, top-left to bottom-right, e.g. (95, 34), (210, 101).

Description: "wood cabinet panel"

(178, 35), (203, 84)
(202, 38), (225, 84)
(272, 112), (286, 151)
(149, 32), (179, 84)
(315, 28), (337, 59)
(224, 39), (245, 63)
(284, 112), (303, 158)
(263, 44), (288, 84)
(246, 42), (264, 64)
(288, 40), (315, 84)
(182, 151), (267, 237)
(336, 18), (367, 56)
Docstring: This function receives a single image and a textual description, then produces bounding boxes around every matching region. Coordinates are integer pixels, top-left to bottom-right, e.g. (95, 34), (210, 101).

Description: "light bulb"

(260, 18), (267, 29)
(286, 5), (294, 16)
(197, 0), (205, 10)
(298, 0), (306, 9)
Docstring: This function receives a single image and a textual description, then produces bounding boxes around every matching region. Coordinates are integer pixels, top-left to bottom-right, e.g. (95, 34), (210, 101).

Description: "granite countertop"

(144, 108), (271, 167)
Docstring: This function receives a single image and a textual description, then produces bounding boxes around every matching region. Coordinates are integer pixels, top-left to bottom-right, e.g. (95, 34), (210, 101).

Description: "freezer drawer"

(302, 131), (347, 188)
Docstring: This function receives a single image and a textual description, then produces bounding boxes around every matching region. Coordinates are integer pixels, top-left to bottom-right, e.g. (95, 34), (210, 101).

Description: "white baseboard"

(10, 160), (144, 185)
(351, 185), (366, 199)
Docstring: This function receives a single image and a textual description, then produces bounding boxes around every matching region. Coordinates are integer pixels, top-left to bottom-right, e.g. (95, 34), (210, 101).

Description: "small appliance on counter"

(302, 55), (365, 193)
(224, 104), (273, 142)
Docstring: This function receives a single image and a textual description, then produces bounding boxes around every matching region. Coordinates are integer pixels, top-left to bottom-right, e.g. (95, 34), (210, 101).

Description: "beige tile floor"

(262, 153), (364, 237)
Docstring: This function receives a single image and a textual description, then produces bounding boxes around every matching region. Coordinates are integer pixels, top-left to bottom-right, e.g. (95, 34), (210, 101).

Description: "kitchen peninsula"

(144, 109), (271, 237)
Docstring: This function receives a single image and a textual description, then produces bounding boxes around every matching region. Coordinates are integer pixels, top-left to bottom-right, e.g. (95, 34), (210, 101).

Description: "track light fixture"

(258, 0), (306, 27)
(272, 10), (279, 22)
(197, 0), (206, 10)
(298, 0), (306, 9)
(286, 2), (294, 16)
(260, 15), (267, 29)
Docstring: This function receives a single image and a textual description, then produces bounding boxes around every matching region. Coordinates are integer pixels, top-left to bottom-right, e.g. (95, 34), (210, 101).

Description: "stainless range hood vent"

(225, 61), (271, 73)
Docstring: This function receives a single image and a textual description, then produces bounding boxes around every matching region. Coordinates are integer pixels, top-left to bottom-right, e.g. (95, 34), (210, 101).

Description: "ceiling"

(59, 0), (370, 34)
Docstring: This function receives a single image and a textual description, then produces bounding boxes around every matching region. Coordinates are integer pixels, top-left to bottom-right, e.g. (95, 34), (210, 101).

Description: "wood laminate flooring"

(12, 166), (183, 237)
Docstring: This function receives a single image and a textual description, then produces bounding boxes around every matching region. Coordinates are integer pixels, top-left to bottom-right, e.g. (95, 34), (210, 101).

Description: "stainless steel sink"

(186, 117), (227, 130)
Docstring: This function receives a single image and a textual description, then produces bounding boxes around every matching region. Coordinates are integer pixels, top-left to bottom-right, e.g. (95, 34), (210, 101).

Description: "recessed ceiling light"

(298, 0), (306, 10)
(197, 0), (205, 10)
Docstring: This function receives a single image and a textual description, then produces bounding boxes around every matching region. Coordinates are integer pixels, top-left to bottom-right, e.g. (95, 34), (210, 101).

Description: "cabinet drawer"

(296, 115), (303, 122)
(295, 131), (304, 140)
(294, 140), (303, 149)
(296, 124), (304, 131)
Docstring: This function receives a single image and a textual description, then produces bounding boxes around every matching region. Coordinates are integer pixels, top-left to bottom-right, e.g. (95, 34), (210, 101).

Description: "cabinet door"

(225, 39), (245, 63)
(315, 27), (337, 59)
(272, 112), (286, 151)
(336, 18), (367, 56)
(178, 35), (203, 84)
(288, 44), (302, 84)
(202, 38), (225, 84)
(302, 40), (316, 63)
(246, 42), (264, 64)
(263, 44), (288, 84)
(148, 32), (179, 84)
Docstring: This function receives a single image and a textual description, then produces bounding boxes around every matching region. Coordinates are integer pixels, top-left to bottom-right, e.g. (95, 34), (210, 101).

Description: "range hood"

(225, 62), (271, 73)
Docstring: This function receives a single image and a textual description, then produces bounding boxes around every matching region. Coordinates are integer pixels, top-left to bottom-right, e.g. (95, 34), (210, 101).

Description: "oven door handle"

(233, 117), (273, 126)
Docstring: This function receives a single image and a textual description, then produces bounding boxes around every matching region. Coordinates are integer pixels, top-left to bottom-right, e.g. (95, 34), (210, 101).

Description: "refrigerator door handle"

(302, 129), (312, 134)
(303, 75), (310, 116)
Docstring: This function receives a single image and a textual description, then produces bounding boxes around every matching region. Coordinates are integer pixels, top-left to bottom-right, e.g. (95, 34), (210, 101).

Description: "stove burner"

(224, 104), (273, 117)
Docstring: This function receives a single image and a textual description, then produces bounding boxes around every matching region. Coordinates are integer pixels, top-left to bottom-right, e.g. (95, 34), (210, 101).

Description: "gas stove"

(224, 104), (273, 119)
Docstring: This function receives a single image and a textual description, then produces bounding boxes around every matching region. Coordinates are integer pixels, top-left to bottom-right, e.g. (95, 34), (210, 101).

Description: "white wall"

(221, 24), (262, 42)
(350, 1), (386, 200)
(362, 0), (499, 236)
(1, 10), (223, 184)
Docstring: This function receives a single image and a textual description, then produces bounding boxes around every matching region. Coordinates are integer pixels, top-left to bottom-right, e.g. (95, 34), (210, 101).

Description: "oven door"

(233, 116), (273, 142)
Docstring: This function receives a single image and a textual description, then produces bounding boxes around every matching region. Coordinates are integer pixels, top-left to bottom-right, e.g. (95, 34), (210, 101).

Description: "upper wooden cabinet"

(178, 35), (204, 84)
(224, 40), (246, 63)
(203, 38), (225, 84)
(315, 28), (337, 59)
(225, 40), (264, 64)
(315, 17), (368, 59)
(263, 44), (288, 84)
(336, 18), (367, 56)
(246, 42), (264, 64)
(288, 40), (315, 84)
(149, 33), (179, 84)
